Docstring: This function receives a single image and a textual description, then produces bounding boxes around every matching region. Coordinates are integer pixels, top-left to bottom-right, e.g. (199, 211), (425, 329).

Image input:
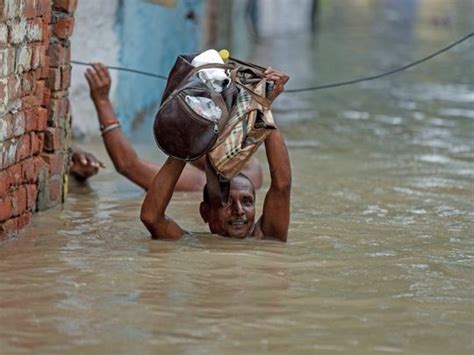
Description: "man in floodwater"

(139, 68), (291, 242)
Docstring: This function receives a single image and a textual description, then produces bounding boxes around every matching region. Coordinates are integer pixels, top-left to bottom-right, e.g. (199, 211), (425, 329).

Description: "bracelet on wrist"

(100, 119), (119, 131)
(101, 122), (121, 136)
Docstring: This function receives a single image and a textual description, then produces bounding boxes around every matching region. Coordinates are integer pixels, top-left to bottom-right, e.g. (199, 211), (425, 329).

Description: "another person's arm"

(140, 157), (186, 240)
(85, 63), (205, 191)
(254, 68), (292, 242)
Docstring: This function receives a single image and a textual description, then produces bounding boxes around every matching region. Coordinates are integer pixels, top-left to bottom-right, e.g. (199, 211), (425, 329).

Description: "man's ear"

(199, 202), (209, 223)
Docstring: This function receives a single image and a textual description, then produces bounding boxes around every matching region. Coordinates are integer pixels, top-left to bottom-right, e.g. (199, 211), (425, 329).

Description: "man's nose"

(231, 200), (244, 216)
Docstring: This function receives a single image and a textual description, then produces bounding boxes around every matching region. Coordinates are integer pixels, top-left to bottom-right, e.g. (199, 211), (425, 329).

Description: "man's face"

(202, 176), (256, 238)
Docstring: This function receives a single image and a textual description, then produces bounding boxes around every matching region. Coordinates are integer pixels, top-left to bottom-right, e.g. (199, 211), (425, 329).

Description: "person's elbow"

(140, 203), (163, 239)
(114, 159), (135, 178)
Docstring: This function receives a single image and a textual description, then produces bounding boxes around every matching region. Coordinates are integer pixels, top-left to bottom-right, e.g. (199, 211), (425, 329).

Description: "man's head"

(200, 174), (256, 239)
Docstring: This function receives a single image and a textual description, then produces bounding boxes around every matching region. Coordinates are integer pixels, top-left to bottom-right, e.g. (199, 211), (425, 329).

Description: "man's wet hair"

(202, 173), (255, 205)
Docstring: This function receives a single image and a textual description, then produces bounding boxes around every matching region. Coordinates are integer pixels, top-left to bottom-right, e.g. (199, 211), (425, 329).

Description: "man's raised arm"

(140, 157), (186, 240)
(256, 129), (292, 242)
(255, 68), (291, 242)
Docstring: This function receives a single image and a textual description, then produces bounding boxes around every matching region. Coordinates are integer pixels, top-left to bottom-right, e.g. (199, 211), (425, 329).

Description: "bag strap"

(235, 80), (272, 108)
(229, 56), (267, 74)
(205, 156), (231, 207)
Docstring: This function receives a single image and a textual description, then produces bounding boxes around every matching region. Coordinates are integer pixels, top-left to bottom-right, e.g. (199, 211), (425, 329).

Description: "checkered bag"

(207, 59), (276, 179)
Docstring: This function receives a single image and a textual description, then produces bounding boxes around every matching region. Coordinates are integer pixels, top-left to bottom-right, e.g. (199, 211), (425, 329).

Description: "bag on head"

(154, 52), (276, 205)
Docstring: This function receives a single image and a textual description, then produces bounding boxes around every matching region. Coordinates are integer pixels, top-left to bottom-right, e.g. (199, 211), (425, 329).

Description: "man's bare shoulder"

(250, 218), (265, 239)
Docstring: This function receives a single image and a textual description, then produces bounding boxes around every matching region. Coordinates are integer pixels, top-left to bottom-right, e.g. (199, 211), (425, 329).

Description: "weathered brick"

(6, 163), (21, 186)
(23, 0), (37, 19)
(1, 221), (16, 238)
(25, 184), (37, 210)
(0, 114), (14, 140)
(21, 71), (36, 96)
(37, 107), (47, 130)
(34, 155), (47, 173)
(42, 86), (50, 107)
(48, 97), (67, 126)
(8, 18), (27, 44)
(31, 43), (46, 69)
(5, 81), (21, 114)
(47, 67), (61, 90)
(40, 16), (49, 42)
(51, 89), (67, 99)
(61, 64), (71, 89)
(34, 79), (45, 104)
(47, 42), (70, 67)
(7, 74), (21, 102)
(41, 152), (65, 175)
(27, 18), (43, 41)
(24, 108), (38, 131)
(2, 0), (19, 21)
(17, 211), (32, 229)
(0, 172), (8, 197)
(16, 133), (31, 161)
(15, 45), (33, 74)
(0, 198), (12, 222)
(53, 16), (74, 39)
(22, 157), (37, 183)
(30, 131), (44, 155)
(11, 186), (27, 216)
(39, 54), (50, 78)
(44, 126), (60, 151)
(2, 139), (18, 169)
(12, 111), (25, 136)
(0, 218), (18, 240)
(53, 0), (77, 13)
(0, 77), (7, 114)
(37, 0), (51, 17)
(0, 48), (15, 78)
(0, 23), (8, 47)
(22, 94), (40, 109)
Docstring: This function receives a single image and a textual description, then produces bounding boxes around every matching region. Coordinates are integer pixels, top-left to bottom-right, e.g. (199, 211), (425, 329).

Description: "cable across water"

(71, 32), (473, 94)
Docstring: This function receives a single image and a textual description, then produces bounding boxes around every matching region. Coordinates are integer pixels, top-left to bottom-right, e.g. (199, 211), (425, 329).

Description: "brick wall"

(0, 0), (76, 240)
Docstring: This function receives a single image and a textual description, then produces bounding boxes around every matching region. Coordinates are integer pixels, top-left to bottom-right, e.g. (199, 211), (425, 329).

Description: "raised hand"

(264, 67), (290, 102)
(84, 63), (112, 104)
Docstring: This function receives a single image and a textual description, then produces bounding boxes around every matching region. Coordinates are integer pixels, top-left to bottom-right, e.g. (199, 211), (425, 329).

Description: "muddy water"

(1, 1), (473, 354)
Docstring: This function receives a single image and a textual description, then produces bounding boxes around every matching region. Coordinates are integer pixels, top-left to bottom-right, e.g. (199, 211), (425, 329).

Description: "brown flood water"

(1, 1), (473, 354)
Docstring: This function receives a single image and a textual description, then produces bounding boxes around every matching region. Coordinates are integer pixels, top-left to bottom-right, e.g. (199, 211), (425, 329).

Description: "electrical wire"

(71, 32), (473, 93)
(285, 31), (473, 93)
(71, 60), (168, 80)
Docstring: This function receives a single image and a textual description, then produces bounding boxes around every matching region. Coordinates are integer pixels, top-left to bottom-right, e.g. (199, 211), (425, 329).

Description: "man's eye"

(243, 198), (253, 206)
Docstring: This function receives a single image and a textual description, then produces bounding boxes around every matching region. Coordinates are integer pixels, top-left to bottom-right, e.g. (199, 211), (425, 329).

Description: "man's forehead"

(230, 175), (254, 194)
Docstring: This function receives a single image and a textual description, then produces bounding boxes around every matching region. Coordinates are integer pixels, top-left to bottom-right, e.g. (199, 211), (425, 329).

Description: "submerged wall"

(0, 0), (76, 240)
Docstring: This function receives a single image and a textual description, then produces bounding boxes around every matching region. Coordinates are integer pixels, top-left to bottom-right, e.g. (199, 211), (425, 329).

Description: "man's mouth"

(228, 219), (248, 227)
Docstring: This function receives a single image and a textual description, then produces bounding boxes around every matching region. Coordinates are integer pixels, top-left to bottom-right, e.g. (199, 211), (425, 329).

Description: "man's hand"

(69, 148), (105, 182)
(85, 63), (112, 104)
(264, 67), (290, 102)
